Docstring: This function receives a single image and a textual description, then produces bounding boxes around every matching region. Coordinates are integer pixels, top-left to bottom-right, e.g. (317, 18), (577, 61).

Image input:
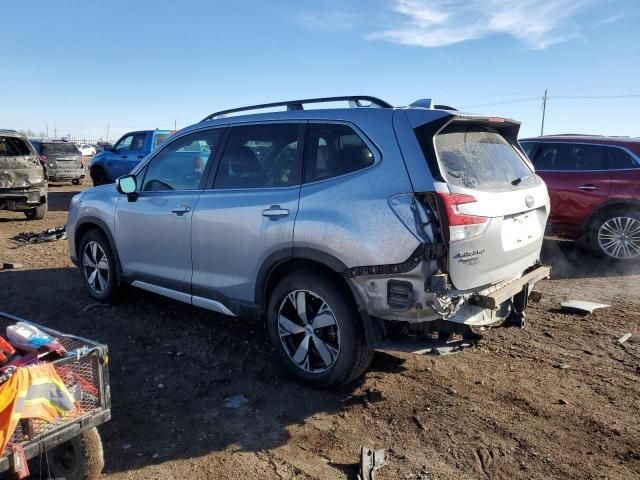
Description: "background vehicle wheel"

(72, 177), (84, 185)
(587, 208), (640, 261)
(45, 427), (104, 480)
(91, 167), (108, 186)
(79, 230), (118, 302)
(266, 271), (373, 388)
(24, 202), (47, 220)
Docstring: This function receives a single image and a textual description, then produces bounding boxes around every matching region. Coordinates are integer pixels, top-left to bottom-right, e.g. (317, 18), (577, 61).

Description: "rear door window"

(0, 137), (31, 156)
(304, 123), (374, 182)
(520, 141), (538, 159)
(607, 146), (639, 170)
(214, 123), (304, 189)
(130, 133), (147, 152)
(533, 143), (606, 171)
(431, 124), (533, 191)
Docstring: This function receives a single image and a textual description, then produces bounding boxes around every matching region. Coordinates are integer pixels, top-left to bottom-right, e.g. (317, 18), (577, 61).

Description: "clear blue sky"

(1, 0), (638, 141)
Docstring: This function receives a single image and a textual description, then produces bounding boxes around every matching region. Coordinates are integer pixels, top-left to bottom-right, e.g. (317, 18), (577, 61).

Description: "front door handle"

(121, 155), (128, 159)
(137, 155), (144, 159)
(262, 205), (290, 219)
(171, 205), (192, 215)
(577, 184), (600, 191)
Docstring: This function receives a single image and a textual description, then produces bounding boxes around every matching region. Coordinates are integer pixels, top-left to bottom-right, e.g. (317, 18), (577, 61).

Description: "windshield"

(432, 125), (534, 192)
(43, 143), (80, 155)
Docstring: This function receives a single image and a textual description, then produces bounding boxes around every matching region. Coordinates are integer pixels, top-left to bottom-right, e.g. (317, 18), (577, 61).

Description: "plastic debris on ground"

(560, 300), (610, 314)
(358, 446), (388, 480)
(223, 395), (249, 409)
(10, 226), (66, 246)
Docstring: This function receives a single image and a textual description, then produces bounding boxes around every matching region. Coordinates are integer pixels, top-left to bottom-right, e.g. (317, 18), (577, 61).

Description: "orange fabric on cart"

(0, 363), (75, 453)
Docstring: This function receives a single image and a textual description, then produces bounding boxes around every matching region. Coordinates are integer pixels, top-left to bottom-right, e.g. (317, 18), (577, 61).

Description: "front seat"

(222, 146), (263, 188)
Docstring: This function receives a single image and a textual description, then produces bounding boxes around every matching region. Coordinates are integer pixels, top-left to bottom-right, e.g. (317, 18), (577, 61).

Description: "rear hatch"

(0, 135), (44, 188)
(414, 115), (548, 291)
(42, 143), (82, 173)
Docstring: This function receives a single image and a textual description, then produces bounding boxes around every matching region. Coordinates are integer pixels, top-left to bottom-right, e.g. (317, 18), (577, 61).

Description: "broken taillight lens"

(437, 192), (489, 242)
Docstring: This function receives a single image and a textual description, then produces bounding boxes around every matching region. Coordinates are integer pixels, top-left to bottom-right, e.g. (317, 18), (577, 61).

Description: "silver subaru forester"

(68, 96), (550, 387)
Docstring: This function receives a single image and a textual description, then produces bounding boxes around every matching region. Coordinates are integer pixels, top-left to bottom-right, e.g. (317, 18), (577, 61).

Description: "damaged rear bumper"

(348, 260), (551, 327)
(0, 185), (47, 211)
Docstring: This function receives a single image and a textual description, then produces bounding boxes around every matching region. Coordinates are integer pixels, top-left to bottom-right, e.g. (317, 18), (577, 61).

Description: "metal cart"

(0, 312), (110, 480)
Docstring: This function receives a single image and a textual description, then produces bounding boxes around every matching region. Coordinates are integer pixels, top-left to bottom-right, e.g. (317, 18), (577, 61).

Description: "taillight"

(40, 155), (48, 165)
(437, 192), (489, 242)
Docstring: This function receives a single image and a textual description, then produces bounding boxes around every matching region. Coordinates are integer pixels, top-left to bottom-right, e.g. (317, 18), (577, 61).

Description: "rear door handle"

(121, 155), (128, 159)
(137, 155), (144, 159)
(262, 206), (290, 219)
(577, 184), (600, 191)
(171, 205), (192, 215)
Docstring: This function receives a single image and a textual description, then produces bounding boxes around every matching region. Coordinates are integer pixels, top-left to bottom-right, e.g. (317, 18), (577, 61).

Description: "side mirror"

(116, 175), (138, 201)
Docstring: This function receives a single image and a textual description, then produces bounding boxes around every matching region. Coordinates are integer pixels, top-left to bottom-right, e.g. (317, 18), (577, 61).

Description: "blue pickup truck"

(89, 129), (173, 185)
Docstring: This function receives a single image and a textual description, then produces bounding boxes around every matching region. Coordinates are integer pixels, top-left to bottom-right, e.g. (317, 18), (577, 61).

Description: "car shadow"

(46, 185), (85, 212)
(541, 237), (640, 280)
(0, 267), (404, 476)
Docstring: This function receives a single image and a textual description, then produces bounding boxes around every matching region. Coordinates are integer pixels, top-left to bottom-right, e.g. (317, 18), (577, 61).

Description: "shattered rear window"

(43, 143), (80, 155)
(0, 137), (31, 156)
(432, 124), (534, 192)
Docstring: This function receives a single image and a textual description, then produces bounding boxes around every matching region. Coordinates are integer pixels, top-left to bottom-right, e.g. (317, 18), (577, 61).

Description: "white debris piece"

(560, 300), (610, 314)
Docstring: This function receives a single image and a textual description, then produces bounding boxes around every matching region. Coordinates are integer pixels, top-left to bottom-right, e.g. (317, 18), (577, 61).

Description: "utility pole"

(174, 119), (177, 131)
(54, 126), (57, 139)
(45, 124), (49, 138)
(540, 89), (548, 136)
(106, 123), (110, 141)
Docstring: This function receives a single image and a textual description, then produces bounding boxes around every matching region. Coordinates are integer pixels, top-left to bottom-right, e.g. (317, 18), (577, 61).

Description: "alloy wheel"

(82, 241), (110, 294)
(598, 216), (640, 259)
(278, 290), (340, 373)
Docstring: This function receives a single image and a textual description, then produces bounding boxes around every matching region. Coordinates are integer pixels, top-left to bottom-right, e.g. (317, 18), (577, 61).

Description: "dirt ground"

(0, 183), (639, 480)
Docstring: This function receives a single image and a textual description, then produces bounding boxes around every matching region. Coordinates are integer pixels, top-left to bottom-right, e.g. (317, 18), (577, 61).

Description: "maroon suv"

(520, 135), (640, 261)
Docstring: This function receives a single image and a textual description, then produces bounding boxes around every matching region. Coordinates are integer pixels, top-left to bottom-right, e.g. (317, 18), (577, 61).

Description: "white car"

(76, 144), (96, 156)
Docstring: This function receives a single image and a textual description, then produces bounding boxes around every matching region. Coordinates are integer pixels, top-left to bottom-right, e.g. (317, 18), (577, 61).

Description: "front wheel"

(24, 203), (47, 220)
(79, 230), (118, 302)
(46, 427), (104, 480)
(588, 208), (640, 261)
(90, 167), (108, 186)
(266, 271), (373, 388)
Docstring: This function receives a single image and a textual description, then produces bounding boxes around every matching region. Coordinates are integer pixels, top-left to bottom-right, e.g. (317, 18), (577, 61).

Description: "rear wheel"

(588, 208), (640, 261)
(266, 271), (372, 388)
(91, 167), (108, 186)
(24, 202), (47, 220)
(79, 230), (118, 302)
(72, 177), (84, 185)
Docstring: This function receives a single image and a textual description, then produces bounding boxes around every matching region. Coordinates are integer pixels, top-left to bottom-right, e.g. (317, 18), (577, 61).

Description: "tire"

(266, 270), (373, 388)
(72, 177), (84, 185)
(44, 427), (104, 480)
(91, 167), (108, 186)
(78, 229), (119, 302)
(24, 202), (47, 220)
(586, 207), (640, 261)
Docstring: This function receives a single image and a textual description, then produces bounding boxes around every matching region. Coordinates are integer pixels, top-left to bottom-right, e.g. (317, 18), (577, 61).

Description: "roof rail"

(201, 96), (393, 122)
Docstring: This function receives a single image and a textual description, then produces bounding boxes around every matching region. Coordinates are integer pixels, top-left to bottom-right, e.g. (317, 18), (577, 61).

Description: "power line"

(460, 93), (640, 109)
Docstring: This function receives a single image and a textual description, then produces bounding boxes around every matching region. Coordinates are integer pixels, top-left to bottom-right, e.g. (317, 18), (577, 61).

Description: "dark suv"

(0, 130), (48, 219)
(30, 140), (85, 185)
(521, 135), (640, 260)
